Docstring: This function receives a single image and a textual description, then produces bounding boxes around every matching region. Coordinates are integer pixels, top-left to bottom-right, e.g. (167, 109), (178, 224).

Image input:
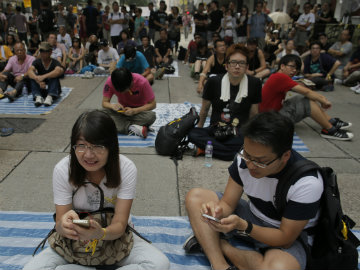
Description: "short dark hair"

(214, 38), (225, 48)
(211, 0), (219, 8)
(120, 29), (130, 40)
(318, 32), (327, 38)
(279, 54), (302, 71)
(247, 37), (258, 45)
(242, 111), (294, 157)
(285, 39), (294, 45)
(124, 44), (136, 59)
(141, 35), (150, 41)
(69, 110), (120, 188)
(226, 43), (249, 64)
(310, 40), (322, 48)
(111, 67), (133, 92)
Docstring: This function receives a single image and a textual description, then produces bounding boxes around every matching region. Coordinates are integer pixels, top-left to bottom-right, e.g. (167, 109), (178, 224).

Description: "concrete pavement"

(0, 61), (359, 228)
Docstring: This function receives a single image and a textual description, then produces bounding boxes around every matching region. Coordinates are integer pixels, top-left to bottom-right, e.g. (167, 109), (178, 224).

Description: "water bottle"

(204, 141), (213, 168)
(23, 85), (28, 107)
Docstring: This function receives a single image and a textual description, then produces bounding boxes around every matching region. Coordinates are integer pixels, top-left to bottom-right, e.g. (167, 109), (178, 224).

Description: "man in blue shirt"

(116, 44), (154, 84)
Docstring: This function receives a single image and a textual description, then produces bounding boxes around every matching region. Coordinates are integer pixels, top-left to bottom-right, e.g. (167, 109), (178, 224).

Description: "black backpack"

(275, 159), (360, 270)
(155, 107), (199, 159)
(178, 46), (187, 61)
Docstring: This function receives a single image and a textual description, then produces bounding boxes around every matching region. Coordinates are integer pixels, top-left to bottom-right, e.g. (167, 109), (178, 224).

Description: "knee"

(185, 187), (207, 210)
(151, 253), (170, 270)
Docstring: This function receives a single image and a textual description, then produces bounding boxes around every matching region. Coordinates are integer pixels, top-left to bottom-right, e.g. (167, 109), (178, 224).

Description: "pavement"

(0, 49), (359, 228)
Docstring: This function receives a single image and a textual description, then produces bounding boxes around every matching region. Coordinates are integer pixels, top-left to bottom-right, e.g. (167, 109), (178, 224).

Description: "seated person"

(117, 29), (138, 55)
(0, 36), (13, 73)
(85, 34), (99, 65)
(0, 42), (35, 101)
(300, 32), (331, 60)
(116, 44), (154, 84)
(23, 110), (170, 270)
(303, 41), (340, 92)
(102, 68), (156, 138)
(44, 33), (67, 69)
(264, 29), (281, 70)
(260, 54), (353, 141)
(275, 39), (299, 64)
(185, 111), (323, 270)
(154, 29), (172, 66)
(328, 29), (353, 81)
(28, 32), (40, 56)
(208, 31), (220, 52)
(57, 26), (72, 52)
(188, 44), (262, 161)
(27, 42), (64, 107)
(137, 35), (165, 80)
(197, 39), (227, 94)
(246, 38), (270, 80)
(183, 32), (202, 65)
(192, 39), (212, 80)
(342, 36), (360, 88)
(96, 39), (119, 74)
(67, 37), (85, 73)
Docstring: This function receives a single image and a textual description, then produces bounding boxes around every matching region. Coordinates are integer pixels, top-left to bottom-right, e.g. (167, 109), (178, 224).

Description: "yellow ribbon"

(341, 220), (348, 240)
(85, 239), (98, 256)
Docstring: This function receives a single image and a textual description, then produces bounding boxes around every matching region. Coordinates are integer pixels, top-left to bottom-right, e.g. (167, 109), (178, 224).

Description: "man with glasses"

(260, 54), (353, 141)
(185, 111), (323, 270)
(303, 41), (340, 92)
(188, 43), (262, 161)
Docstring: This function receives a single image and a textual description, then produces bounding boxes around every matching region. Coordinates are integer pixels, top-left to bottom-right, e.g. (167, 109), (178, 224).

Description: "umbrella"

(269, 12), (291, 24)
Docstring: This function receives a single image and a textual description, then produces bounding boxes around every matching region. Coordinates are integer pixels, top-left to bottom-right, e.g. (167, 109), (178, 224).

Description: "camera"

(213, 124), (238, 141)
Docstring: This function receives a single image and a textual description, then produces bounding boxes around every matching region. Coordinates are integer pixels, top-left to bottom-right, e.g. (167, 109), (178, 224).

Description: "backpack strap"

(274, 159), (320, 217)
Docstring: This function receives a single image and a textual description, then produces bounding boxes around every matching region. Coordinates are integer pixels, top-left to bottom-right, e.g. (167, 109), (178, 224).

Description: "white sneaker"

(334, 79), (343, 85)
(44, 95), (53, 106)
(34, 96), (44, 107)
(350, 83), (360, 92)
(355, 88), (360, 94)
(128, 124), (148, 138)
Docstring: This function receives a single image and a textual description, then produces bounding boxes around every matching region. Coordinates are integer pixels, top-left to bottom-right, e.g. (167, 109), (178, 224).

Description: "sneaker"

(183, 234), (203, 253)
(331, 118), (352, 130)
(128, 124), (148, 138)
(1, 127), (14, 137)
(154, 67), (165, 80)
(334, 78), (343, 85)
(34, 96), (44, 107)
(192, 146), (205, 157)
(44, 95), (53, 106)
(322, 85), (334, 92)
(350, 83), (360, 92)
(321, 128), (354, 141)
(356, 88), (360, 94)
(5, 91), (16, 102)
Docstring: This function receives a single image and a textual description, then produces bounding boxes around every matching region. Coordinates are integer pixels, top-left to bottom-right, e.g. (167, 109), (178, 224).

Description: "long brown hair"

(69, 110), (120, 188)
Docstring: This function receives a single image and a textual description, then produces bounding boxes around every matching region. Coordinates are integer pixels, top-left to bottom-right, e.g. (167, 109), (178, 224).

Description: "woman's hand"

(73, 219), (104, 241)
(56, 210), (80, 240)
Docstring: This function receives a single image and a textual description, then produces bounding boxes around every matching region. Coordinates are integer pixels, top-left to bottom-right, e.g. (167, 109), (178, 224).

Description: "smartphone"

(72, 219), (90, 228)
(202, 214), (220, 223)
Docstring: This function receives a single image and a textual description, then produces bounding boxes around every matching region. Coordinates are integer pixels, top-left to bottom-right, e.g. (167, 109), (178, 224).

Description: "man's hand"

(0, 73), (7, 82)
(207, 214), (247, 234)
(197, 83), (204, 94)
(123, 107), (138, 116)
(14, 75), (23, 83)
(201, 201), (223, 221)
(111, 103), (124, 111)
(39, 81), (47, 89)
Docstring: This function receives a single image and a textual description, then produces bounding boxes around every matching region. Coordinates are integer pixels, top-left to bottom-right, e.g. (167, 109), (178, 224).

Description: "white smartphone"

(202, 214), (220, 223)
(72, 219), (90, 228)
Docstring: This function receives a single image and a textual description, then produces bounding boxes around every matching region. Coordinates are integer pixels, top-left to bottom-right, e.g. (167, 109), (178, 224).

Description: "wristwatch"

(236, 220), (253, 236)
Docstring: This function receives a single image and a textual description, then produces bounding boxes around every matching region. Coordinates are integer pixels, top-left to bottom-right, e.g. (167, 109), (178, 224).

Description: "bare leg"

(194, 60), (201, 73)
(185, 188), (230, 270)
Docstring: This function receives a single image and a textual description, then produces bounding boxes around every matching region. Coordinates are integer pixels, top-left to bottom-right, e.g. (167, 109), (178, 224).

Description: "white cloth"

(296, 13), (315, 31)
(53, 154), (137, 211)
(109, 12), (124, 37)
(98, 47), (120, 66)
(220, 73), (248, 104)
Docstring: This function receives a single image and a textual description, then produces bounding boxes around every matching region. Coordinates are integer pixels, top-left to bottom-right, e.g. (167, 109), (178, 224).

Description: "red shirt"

(103, 73), (155, 108)
(259, 72), (298, 112)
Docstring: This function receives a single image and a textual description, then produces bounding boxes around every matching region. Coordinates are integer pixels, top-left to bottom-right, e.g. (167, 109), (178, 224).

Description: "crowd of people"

(0, 0), (358, 269)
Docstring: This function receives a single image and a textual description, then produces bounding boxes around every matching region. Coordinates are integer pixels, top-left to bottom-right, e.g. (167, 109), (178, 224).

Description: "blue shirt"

(248, 12), (272, 38)
(116, 51), (149, 74)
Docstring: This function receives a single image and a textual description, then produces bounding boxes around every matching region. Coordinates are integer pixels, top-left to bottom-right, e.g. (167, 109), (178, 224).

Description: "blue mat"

(118, 102), (310, 152)
(0, 87), (72, 115)
(0, 211), (359, 270)
(65, 74), (108, 77)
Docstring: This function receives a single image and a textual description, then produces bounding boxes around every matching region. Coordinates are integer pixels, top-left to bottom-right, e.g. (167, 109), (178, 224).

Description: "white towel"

(220, 73), (248, 103)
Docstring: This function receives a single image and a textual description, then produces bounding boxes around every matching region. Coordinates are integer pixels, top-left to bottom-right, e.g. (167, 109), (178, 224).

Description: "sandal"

(5, 90), (17, 102)
(1, 128), (14, 137)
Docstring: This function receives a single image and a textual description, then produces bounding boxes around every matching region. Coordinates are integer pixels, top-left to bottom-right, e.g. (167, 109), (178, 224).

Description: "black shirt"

(83, 5), (99, 30)
(203, 74), (262, 125)
(209, 9), (223, 31)
(155, 39), (171, 57)
(39, 9), (55, 33)
(32, 58), (61, 76)
(148, 9), (155, 29)
(154, 10), (168, 31)
(28, 38), (40, 55)
(194, 13), (208, 33)
(137, 45), (155, 67)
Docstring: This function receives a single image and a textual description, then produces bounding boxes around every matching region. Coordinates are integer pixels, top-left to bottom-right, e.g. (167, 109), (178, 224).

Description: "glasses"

(73, 144), (106, 155)
(286, 64), (297, 70)
(238, 147), (279, 169)
(228, 60), (247, 68)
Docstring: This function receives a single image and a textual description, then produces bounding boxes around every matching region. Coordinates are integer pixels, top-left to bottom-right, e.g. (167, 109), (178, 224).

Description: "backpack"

(155, 107), (199, 159)
(178, 46), (187, 61)
(275, 159), (360, 270)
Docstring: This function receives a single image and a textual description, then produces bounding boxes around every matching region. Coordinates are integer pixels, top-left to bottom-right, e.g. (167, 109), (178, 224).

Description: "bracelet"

(99, 228), (106, 241)
(200, 73), (207, 77)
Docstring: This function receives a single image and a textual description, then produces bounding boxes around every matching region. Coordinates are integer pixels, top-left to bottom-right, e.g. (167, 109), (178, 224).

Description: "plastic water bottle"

(23, 85), (28, 107)
(204, 141), (213, 168)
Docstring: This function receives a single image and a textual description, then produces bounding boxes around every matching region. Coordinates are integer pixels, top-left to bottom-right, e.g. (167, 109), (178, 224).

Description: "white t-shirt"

(98, 47), (120, 66)
(109, 12), (124, 37)
(53, 154), (137, 211)
(57, 33), (72, 52)
(296, 13), (315, 31)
